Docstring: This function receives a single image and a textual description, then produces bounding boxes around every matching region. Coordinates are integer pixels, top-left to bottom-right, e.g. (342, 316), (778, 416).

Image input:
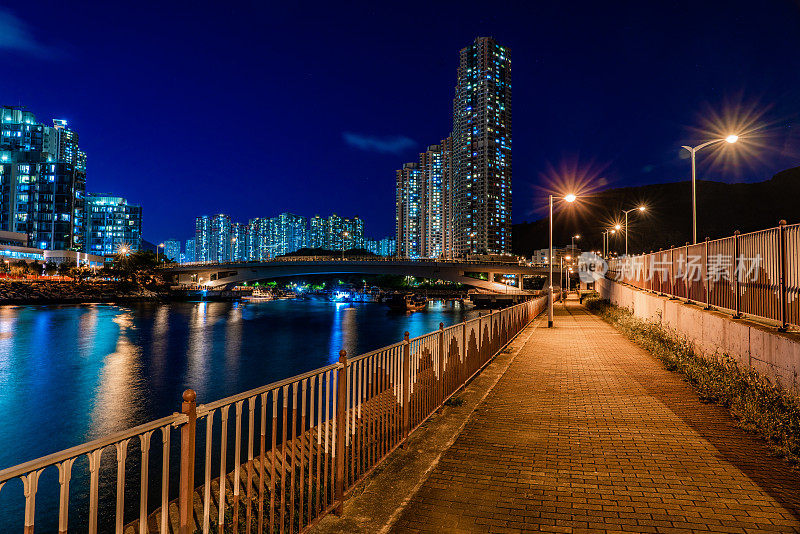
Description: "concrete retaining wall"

(596, 278), (800, 393)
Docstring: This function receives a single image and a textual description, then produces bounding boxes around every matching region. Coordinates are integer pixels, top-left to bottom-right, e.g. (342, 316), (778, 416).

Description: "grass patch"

(584, 295), (800, 468)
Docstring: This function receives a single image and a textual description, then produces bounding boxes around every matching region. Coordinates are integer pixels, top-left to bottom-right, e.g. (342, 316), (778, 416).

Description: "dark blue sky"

(3, 1), (799, 242)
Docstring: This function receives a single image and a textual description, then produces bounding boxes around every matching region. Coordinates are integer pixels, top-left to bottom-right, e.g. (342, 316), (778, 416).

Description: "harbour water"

(0, 297), (477, 531)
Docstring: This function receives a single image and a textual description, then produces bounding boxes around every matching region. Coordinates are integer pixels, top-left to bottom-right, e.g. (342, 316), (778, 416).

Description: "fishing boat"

(242, 288), (274, 302)
(385, 293), (428, 312)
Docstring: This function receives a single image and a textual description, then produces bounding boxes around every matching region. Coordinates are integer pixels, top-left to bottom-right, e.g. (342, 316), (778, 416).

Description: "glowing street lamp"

(621, 205), (646, 256)
(571, 234), (580, 255)
(157, 242), (164, 262)
(681, 135), (739, 243)
(601, 229), (614, 257)
(548, 193), (577, 327)
(340, 231), (350, 260)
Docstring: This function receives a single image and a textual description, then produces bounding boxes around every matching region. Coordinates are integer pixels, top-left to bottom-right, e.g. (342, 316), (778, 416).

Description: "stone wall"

(597, 277), (800, 393)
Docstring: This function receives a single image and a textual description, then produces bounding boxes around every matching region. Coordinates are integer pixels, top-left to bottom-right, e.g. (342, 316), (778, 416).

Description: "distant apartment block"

(84, 193), (142, 256)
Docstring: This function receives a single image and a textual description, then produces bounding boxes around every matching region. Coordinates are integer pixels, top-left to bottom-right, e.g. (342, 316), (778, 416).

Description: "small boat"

(242, 288), (274, 302)
(385, 293), (428, 312)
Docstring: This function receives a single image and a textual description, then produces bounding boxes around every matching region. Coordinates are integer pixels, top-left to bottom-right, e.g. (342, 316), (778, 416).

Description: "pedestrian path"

(389, 298), (800, 533)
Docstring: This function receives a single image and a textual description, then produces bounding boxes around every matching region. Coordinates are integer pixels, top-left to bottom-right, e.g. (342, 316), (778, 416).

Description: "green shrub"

(585, 296), (800, 468)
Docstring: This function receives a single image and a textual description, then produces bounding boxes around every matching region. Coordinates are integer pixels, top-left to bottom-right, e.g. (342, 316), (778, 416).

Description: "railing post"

(438, 323), (444, 406)
(401, 332), (410, 445)
(178, 389), (197, 534)
(778, 220), (788, 331)
(685, 242), (691, 302)
(733, 230), (741, 318)
(477, 312), (482, 358)
(334, 349), (347, 515)
(704, 237), (711, 309)
(670, 247), (676, 298)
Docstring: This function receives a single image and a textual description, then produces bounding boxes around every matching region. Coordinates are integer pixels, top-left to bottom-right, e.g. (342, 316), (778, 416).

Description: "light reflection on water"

(0, 298), (476, 467)
(0, 297), (477, 530)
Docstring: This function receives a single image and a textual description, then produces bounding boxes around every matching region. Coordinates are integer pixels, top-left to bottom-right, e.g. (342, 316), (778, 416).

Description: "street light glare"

(564, 193), (577, 203)
(614, 224), (621, 230)
(725, 134), (739, 143)
(638, 206), (646, 211)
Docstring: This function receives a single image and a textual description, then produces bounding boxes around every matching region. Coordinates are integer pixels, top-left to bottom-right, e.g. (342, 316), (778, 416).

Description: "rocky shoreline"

(0, 280), (169, 305)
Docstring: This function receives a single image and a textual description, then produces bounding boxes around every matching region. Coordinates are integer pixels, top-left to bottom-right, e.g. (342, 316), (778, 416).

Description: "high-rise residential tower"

(84, 193), (142, 255)
(308, 214), (364, 251)
(246, 217), (271, 260)
(210, 214), (232, 262)
(395, 162), (424, 258)
(183, 238), (196, 263)
(271, 213), (307, 256)
(163, 239), (181, 261)
(395, 140), (452, 259)
(419, 141), (452, 258)
(451, 37), (512, 256)
(1, 107), (87, 251)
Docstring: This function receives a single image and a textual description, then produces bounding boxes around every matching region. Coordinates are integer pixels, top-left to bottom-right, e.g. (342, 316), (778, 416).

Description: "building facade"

(366, 236), (397, 257)
(271, 213), (307, 256)
(84, 193), (143, 256)
(231, 222), (247, 261)
(395, 162), (424, 258)
(1, 107), (88, 251)
(246, 217), (271, 260)
(163, 239), (181, 261)
(451, 37), (512, 256)
(183, 238), (195, 263)
(209, 214), (232, 263)
(194, 216), (212, 262)
(308, 214), (364, 251)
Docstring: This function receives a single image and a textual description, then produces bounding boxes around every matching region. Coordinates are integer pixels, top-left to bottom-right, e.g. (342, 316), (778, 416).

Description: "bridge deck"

(317, 298), (800, 533)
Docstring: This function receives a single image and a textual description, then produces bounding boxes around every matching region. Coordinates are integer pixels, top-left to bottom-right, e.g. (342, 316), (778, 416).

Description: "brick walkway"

(390, 299), (800, 533)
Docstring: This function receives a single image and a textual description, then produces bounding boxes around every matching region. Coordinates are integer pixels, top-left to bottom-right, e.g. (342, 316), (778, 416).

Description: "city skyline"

(2, 2), (798, 244)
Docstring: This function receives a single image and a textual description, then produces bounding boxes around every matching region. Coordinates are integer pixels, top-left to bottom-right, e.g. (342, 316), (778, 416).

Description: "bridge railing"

(0, 295), (548, 533)
(606, 221), (800, 329)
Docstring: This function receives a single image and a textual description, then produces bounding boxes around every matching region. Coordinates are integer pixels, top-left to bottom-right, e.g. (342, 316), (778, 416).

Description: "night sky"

(2, 1), (799, 243)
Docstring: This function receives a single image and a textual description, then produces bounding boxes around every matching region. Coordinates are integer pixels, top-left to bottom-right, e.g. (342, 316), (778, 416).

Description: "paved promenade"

(388, 299), (800, 533)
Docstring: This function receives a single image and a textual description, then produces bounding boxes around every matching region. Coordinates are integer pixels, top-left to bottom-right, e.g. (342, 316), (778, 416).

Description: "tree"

(12, 260), (29, 276)
(44, 261), (58, 276)
(57, 261), (76, 277)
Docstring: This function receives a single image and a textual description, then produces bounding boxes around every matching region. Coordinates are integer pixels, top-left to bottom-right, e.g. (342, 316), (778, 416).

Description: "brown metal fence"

(0, 295), (548, 533)
(607, 221), (799, 330)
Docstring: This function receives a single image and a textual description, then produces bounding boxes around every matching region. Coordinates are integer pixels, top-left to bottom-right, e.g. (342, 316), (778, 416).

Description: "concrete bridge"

(162, 257), (550, 293)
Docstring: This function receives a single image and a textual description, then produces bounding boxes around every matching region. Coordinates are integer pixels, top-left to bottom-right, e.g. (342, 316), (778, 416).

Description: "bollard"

(334, 349), (347, 515)
(178, 389), (197, 534)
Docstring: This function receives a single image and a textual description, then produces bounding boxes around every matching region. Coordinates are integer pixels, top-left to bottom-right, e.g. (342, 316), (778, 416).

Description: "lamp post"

(340, 231), (350, 260)
(681, 135), (738, 244)
(571, 234), (580, 256)
(157, 242), (164, 262)
(601, 229), (615, 257)
(565, 255), (572, 294)
(621, 206), (646, 257)
(548, 193), (576, 327)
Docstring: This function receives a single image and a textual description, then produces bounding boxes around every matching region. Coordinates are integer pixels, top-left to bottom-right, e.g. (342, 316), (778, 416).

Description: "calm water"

(0, 297), (476, 531)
